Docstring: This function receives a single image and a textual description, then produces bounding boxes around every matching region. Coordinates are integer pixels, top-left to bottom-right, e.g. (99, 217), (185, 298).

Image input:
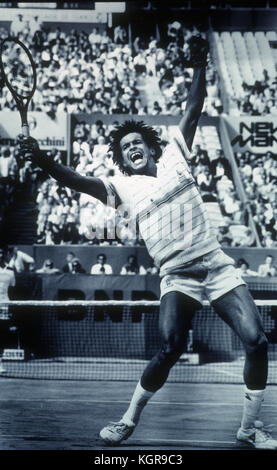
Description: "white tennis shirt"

(103, 127), (219, 277)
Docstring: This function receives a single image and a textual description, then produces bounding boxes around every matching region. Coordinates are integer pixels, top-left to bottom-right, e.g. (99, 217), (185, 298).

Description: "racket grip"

(22, 124), (29, 138)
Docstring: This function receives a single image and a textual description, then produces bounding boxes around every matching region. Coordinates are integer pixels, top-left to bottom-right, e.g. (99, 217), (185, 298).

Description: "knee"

(244, 331), (268, 357)
(158, 337), (185, 363)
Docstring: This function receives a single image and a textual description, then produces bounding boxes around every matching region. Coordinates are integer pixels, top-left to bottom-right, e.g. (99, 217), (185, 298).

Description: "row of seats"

(214, 30), (277, 113)
(193, 125), (222, 161)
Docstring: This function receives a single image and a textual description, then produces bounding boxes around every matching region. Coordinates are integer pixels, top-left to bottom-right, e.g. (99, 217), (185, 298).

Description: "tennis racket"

(0, 37), (37, 137)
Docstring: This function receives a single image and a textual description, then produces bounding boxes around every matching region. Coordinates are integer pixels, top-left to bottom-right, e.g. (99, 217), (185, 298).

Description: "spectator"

(62, 252), (76, 273)
(71, 258), (86, 274)
(146, 260), (159, 275)
(236, 258), (258, 277)
(0, 148), (15, 181)
(28, 15), (43, 39)
(120, 255), (146, 275)
(36, 259), (60, 274)
(7, 247), (34, 273)
(113, 25), (127, 45)
(39, 221), (56, 245)
(196, 166), (216, 201)
(257, 255), (276, 277)
(10, 14), (27, 37)
(229, 226), (256, 247)
(90, 253), (113, 275)
(210, 149), (232, 182)
(191, 146), (209, 167)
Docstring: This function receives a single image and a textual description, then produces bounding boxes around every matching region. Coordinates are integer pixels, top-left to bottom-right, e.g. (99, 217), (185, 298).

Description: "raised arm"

(179, 35), (209, 151)
(19, 137), (108, 205)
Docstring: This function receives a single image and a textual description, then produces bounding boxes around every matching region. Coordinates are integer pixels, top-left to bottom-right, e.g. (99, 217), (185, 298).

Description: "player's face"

(120, 132), (154, 175)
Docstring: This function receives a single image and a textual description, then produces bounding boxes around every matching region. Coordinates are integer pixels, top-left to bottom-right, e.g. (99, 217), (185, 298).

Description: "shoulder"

(102, 175), (126, 194)
(158, 128), (193, 178)
(160, 126), (191, 167)
(102, 175), (137, 207)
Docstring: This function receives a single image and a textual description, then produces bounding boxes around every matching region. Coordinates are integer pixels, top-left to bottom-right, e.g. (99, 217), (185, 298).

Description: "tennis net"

(0, 300), (277, 384)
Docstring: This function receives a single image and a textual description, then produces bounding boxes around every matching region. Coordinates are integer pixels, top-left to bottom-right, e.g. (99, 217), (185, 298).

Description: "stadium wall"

(210, 9), (277, 31)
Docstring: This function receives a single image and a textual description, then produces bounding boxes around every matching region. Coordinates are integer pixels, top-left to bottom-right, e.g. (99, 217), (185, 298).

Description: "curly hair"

(109, 120), (162, 174)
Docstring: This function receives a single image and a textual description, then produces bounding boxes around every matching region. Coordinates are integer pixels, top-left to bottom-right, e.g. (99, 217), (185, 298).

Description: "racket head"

(0, 37), (37, 100)
(0, 37), (37, 137)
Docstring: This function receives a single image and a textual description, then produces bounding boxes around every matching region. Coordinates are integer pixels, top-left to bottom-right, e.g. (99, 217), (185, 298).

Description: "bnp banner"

(0, 111), (67, 150)
(224, 116), (277, 153)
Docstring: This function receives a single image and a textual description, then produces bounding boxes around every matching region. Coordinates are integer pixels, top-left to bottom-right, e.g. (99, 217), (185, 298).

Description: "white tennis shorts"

(160, 248), (245, 305)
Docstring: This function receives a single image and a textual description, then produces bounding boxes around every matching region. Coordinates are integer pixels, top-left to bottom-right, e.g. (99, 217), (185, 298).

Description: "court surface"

(0, 377), (277, 452)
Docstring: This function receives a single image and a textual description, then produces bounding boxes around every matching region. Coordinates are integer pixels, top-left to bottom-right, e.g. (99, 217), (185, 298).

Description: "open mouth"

(130, 152), (143, 163)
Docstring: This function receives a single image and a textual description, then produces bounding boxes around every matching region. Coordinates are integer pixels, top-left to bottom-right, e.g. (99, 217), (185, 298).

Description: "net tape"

(0, 299), (277, 307)
(1, 300), (277, 307)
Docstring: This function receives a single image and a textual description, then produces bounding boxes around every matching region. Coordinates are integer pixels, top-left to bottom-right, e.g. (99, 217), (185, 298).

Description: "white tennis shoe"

(100, 421), (135, 445)
(237, 420), (277, 449)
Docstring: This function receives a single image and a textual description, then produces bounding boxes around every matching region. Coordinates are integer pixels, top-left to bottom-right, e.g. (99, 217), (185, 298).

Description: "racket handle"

(22, 124), (29, 138)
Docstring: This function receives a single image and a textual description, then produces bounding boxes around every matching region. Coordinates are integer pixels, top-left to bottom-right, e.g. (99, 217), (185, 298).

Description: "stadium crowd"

(236, 150), (277, 247)
(0, 17), (222, 117)
(234, 71), (277, 117)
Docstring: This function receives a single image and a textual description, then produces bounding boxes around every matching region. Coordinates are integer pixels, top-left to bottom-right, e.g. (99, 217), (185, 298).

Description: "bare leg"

(141, 291), (199, 392)
(211, 285), (268, 390)
(99, 290), (200, 443)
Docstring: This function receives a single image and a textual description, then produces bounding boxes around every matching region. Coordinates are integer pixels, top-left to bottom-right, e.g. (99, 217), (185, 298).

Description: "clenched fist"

(187, 35), (209, 67)
(18, 134), (41, 163)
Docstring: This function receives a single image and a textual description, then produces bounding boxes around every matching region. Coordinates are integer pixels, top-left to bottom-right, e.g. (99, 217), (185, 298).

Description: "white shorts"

(160, 248), (245, 306)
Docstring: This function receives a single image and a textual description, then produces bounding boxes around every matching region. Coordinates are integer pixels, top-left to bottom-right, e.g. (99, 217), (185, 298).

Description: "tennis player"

(20, 36), (276, 449)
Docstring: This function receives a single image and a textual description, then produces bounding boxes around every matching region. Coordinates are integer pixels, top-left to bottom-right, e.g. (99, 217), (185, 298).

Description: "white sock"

(241, 386), (265, 430)
(121, 381), (154, 426)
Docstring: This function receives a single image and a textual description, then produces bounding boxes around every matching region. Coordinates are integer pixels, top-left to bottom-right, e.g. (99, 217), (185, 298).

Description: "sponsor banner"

(224, 116), (277, 153)
(41, 273), (160, 300)
(0, 111), (67, 150)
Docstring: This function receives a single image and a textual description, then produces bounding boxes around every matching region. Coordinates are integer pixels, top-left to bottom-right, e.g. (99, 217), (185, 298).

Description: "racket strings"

(1, 41), (35, 98)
